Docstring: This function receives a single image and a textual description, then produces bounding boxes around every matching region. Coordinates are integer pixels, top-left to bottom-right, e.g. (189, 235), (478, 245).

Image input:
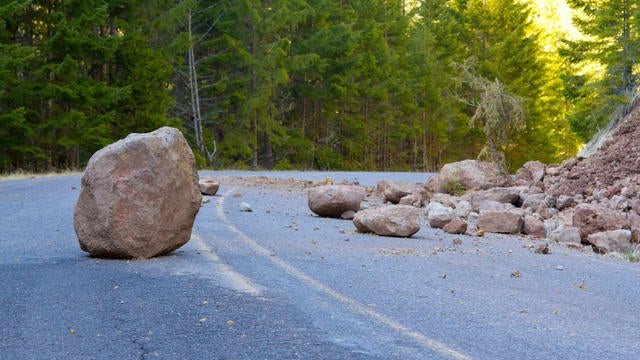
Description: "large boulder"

(477, 209), (524, 234)
(74, 127), (202, 259)
(353, 205), (420, 237)
(384, 181), (421, 204)
(572, 203), (630, 241)
(308, 185), (365, 218)
(425, 160), (512, 194)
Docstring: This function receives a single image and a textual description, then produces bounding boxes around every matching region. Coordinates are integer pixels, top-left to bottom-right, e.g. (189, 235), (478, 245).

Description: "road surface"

(1, 171), (639, 359)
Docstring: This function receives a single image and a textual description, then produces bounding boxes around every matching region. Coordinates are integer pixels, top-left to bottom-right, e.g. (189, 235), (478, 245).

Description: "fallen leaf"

(70, 329), (76, 334)
(511, 269), (521, 278)
(226, 320), (234, 325)
(578, 284), (586, 290)
(519, 310), (528, 314)
(368, 303), (377, 307)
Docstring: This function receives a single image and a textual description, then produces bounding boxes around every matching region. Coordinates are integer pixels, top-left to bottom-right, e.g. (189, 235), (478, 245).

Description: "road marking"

(215, 188), (472, 360)
(190, 233), (262, 296)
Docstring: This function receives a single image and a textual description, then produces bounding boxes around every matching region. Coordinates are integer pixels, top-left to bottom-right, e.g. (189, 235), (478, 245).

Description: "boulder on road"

(353, 205), (420, 237)
(587, 229), (633, 254)
(308, 185), (365, 218)
(74, 127), (202, 259)
(384, 181), (420, 204)
(199, 179), (220, 195)
(477, 209), (524, 234)
(549, 225), (582, 246)
(572, 203), (630, 241)
(425, 159), (512, 194)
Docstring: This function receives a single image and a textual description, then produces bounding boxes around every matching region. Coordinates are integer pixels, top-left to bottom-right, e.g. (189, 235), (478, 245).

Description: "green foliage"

(0, 0), (609, 172)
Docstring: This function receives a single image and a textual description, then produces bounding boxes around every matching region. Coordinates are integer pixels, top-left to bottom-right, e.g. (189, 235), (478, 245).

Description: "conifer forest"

(1, 0), (639, 172)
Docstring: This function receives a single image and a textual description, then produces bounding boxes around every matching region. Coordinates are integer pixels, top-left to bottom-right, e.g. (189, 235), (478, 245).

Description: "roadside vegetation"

(1, 0), (638, 173)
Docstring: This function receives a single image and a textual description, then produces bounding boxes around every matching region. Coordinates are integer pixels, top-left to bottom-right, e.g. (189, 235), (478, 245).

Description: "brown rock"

(443, 218), (468, 235)
(515, 160), (546, 186)
(73, 127), (202, 259)
(523, 215), (546, 238)
(399, 191), (425, 208)
(353, 205), (420, 237)
(477, 209), (524, 234)
(572, 203), (630, 241)
(199, 179), (220, 195)
(308, 185), (365, 218)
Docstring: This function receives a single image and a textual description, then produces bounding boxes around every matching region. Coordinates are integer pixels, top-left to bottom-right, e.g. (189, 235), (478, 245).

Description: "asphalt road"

(1, 171), (640, 359)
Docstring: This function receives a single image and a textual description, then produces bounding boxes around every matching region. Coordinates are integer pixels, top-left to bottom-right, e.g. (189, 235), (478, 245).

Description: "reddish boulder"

(308, 185), (365, 218)
(199, 179), (220, 195)
(572, 203), (630, 241)
(353, 205), (420, 237)
(74, 127), (202, 259)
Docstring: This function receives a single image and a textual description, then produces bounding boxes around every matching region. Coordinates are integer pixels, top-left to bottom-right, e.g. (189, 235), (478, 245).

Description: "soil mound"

(544, 102), (640, 198)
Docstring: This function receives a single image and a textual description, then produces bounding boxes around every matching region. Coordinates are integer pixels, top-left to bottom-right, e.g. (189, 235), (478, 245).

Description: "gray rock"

(426, 202), (455, 229)
(239, 202), (253, 212)
(73, 127), (201, 259)
(425, 159), (512, 194)
(587, 229), (633, 254)
(549, 225), (582, 245)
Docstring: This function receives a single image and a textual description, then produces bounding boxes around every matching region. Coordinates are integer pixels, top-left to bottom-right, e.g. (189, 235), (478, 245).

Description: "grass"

(0, 169), (82, 182)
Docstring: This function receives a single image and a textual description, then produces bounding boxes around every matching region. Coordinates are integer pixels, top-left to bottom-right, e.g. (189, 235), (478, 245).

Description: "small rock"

(443, 218), (468, 235)
(535, 243), (550, 254)
(199, 179), (220, 195)
(239, 202), (253, 212)
(426, 202), (455, 228)
(511, 269), (521, 278)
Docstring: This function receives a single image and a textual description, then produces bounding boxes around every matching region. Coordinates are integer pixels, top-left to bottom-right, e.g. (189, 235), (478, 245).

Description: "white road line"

(215, 188), (473, 360)
(190, 233), (262, 296)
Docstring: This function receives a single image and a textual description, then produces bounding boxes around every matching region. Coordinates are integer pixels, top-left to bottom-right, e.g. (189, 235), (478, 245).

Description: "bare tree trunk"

(187, 8), (204, 154)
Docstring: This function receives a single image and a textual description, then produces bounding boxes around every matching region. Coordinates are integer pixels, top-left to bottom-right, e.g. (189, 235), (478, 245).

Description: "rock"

(426, 202), (455, 229)
(430, 193), (459, 209)
(535, 243), (551, 254)
(477, 209), (524, 234)
(523, 215), (546, 238)
(572, 203), (630, 241)
(239, 202), (253, 212)
(549, 225), (582, 246)
(521, 193), (546, 212)
(73, 127), (201, 259)
(384, 181), (420, 204)
(425, 159), (512, 194)
(399, 191), (425, 208)
(353, 205), (420, 237)
(308, 185), (365, 218)
(443, 218), (468, 235)
(376, 180), (391, 193)
(556, 195), (576, 211)
(199, 179), (220, 195)
(340, 210), (356, 220)
(475, 200), (515, 212)
(455, 200), (473, 219)
(463, 187), (521, 208)
(586, 229), (633, 254)
(515, 160), (546, 186)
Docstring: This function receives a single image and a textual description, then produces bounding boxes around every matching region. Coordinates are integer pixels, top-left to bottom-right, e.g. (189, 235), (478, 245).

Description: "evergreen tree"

(563, 0), (640, 142)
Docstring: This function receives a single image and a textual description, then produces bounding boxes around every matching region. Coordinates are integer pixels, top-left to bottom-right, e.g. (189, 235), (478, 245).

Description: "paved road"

(1, 172), (640, 359)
